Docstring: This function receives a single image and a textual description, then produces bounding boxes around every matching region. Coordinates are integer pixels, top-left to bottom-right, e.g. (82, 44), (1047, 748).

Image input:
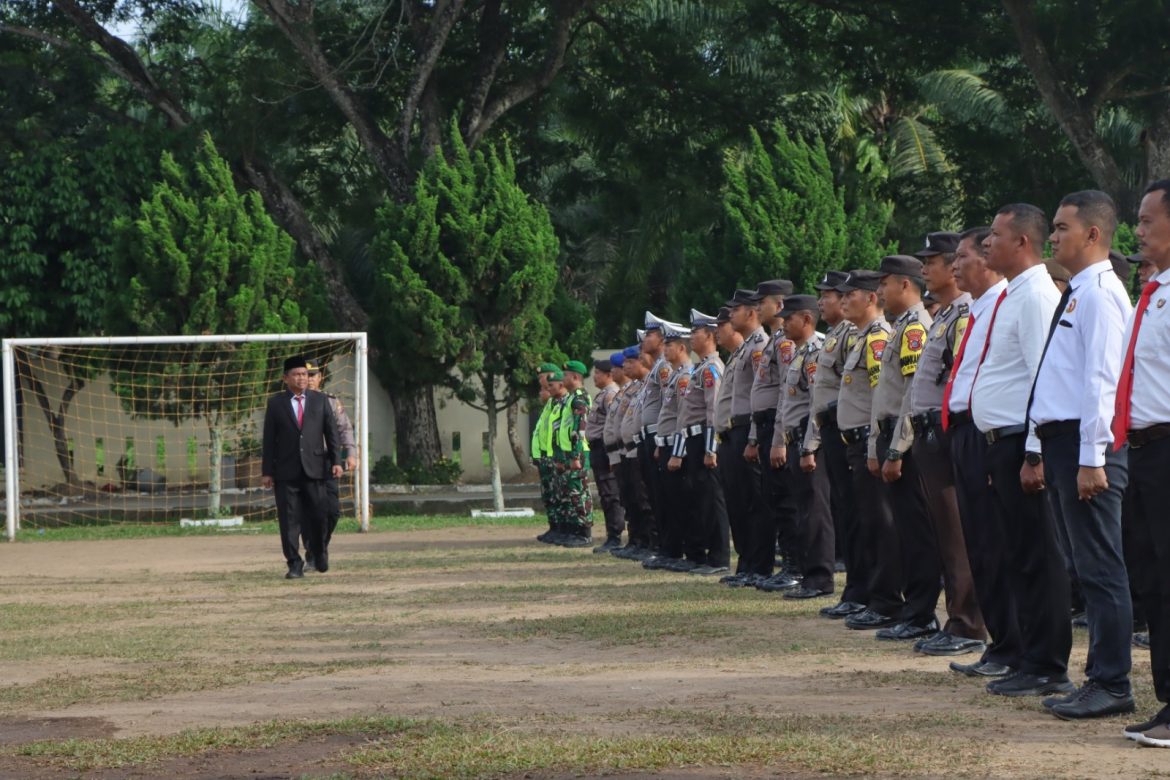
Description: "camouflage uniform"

(555, 388), (593, 535)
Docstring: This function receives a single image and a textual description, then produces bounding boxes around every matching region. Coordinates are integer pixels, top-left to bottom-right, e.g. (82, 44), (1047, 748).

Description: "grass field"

(0, 514), (1164, 779)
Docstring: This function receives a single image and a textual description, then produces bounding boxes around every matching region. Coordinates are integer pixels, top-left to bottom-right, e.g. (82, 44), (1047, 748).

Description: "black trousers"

(984, 432), (1071, 677)
(843, 438), (893, 611)
(755, 416), (798, 574)
(1126, 435), (1170, 706)
(950, 419), (1022, 667)
(590, 441), (626, 542)
(684, 432), (730, 567)
(324, 477), (340, 546)
(1042, 429), (1131, 691)
(275, 475), (327, 565)
(720, 423), (754, 573)
(638, 436), (664, 551)
(786, 436), (834, 592)
(619, 454), (654, 547)
(818, 414), (854, 565)
(875, 427), (939, 627)
(658, 440), (687, 559)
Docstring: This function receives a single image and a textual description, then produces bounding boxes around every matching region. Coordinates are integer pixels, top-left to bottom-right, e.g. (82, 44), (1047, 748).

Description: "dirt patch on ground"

(0, 525), (1164, 778)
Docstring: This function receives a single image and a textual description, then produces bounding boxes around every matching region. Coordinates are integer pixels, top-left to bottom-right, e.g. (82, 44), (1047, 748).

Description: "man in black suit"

(262, 355), (343, 579)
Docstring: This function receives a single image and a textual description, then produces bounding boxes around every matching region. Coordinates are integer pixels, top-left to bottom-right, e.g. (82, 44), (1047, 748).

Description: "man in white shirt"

(1025, 190), (1135, 719)
(945, 227), (1018, 680)
(972, 203), (1073, 699)
(1116, 179), (1170, 747)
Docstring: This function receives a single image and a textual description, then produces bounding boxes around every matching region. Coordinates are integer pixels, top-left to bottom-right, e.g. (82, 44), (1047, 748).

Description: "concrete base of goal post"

(469, 508), (535, 518)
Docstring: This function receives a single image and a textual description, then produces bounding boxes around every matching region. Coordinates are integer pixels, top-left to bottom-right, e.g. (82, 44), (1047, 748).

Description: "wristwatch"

(1025, 452), (1043, 466)
(800, 448), (817, 457)
(885, 449), (903, 462)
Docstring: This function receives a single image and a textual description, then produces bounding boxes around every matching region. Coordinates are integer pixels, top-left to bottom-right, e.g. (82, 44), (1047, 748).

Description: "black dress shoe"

(727, 573), (766, 588)
(1071, 610), (1088, 628)
(642, 555), (671, 570)
(921, 635), (986, 657)
(784, 585), (833, 600)
(820, 600), (866, 619)
(986, 671), (1074, 697)
(561, 534), (593, 548)
(877, 618), (939, 641)
(593, 537), (622, 554)
(1049, 681), (1135, 720)
(1134, 632), (1151, 649)
(844, 608), (898, 630)
(690, 564), (730, 576)
(314, 549), (329, 573)
(913, 631), (946, 653)
(666, 558), (699, 572)
(757, 574), (800, 592)
(610, 544), (639, 559)
(719, 572), (748, 584)
(285, 560), (305, 579)
(949, 660), (1012, 677)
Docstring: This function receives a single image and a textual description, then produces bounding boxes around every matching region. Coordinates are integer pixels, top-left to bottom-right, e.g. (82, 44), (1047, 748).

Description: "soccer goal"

(1, 333), (369, 541)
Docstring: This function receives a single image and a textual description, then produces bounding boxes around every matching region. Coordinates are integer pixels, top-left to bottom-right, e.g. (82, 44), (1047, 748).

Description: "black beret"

(835, 270), (883, 293)
(752, 279), (795, 300)
(915, 232), (961, 258)
(878, 254), (925, 280)
(781, 294), (819, 315)
(814, 270), (850, 291)
(725, 288), (757, 307)
(594, 359), (613, 373)
(283, 355), (307, 373)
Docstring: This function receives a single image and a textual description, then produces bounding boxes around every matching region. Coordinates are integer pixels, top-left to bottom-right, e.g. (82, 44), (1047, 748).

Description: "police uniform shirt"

(640, 355), (668, 430)
(749, 330), (795, 438)
(776, 333), (824, 446)
(947, 280), (1008, 416)
(602, 383), (627, 464)
(837, 317), (894, 458)
(586, 383), (617, 442)
(871, 302), (931, 455)
(970, 264), (1061, 451)
(1030, 259), (1132, 466)
(733, 326), (767, 421)
(910, 293), (972, 414)
(803, 320), (858, 452)
(715, 345), (739, 433)
(1126, 266), (1170, 429)
(656, 359), (692, 446)
(675, 354), (725, 455)
(326, 394), (357, 455)
(619, 378), (645, 451)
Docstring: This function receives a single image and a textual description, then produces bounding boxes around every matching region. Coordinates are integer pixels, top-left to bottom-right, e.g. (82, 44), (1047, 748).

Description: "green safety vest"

(531, 398), (554, 458)
(544, 396), (563, 456)
(556, 389), (590, 456)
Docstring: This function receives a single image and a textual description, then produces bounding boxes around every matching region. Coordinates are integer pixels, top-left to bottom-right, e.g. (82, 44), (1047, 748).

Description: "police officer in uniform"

(304, 360), (357, 562)
(639, 313), (669, 554)
(647, 320), (693, 570)
(602, 352), (631, 550)
(870, 255), (938, 641)
(615, 347), (656, 559)
(907, 232), (988, 656)
(673, 309), (729, 575)
(587, 358), (625, 553)
(771, 295), (834, 599)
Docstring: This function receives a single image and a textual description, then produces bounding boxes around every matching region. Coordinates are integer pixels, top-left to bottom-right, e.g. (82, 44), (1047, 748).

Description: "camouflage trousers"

(552, 459), (593, 532)
(537, 460), (556, 525)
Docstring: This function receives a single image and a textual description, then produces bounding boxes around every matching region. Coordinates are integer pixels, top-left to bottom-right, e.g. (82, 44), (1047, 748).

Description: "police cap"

(814, 270), (850, 291)
(915, 231), (961, 258)
(835, 270), (883, 293)
(878, 255), (925, 281)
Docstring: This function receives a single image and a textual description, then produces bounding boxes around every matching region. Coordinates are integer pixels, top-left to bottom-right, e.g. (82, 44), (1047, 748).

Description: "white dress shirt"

(1029, 259), (1133, 466)
(1126, 266), (1170, 429)
(947, 279), (1008, 415)
(971, 263), (1060, 450)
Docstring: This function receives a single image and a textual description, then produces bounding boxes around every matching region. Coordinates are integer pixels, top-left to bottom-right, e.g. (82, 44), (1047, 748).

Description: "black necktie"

(1025, 285), (1073, 426)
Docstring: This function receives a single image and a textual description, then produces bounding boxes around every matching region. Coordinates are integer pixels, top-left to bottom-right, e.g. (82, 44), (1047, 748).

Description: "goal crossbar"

(2, 332), (370, 541)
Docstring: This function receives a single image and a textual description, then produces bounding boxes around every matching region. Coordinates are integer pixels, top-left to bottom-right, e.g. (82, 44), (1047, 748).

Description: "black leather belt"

(730, 414), (751, 427)
(814, 406), (839, 430)
(876, 417), (899, 437)
(605, 442), (622, 453)
(784, 419), (809, 446)
(752, 409), (776, 426)
(984, 424), (1026, 444)
(1128, 424), (1170, 449)
(948, 410), (972, 428)
(840, 425), (870, 445)
(911, 410), (944, 435)
(1035, 420), (1079, 441)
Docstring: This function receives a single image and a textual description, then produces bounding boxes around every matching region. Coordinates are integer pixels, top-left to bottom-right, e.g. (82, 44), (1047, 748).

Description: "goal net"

(2, 333), (369, 540)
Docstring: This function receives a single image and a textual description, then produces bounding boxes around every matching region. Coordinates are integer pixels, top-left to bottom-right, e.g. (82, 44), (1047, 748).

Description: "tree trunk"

(19, 360), (82, 488)
(208, 423), (223, 517)
(394, 385), (443, 467)
(506, 401), (537, 480)
(485, 376), (504, 512)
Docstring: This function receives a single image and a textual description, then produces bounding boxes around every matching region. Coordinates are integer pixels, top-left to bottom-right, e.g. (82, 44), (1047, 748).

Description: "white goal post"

(2, 332), (370, 541)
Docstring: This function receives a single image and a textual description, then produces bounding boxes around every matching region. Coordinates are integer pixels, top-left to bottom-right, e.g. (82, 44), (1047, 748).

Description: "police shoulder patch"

(703, 366), (716, 388)
(779, 339), (796, 365)
(659, 365), (672, 382)
(677, 373), (690, 392)
(904, 323), (926, 353)
(751, 350), (764, 367)
(869, 337), (887, 362)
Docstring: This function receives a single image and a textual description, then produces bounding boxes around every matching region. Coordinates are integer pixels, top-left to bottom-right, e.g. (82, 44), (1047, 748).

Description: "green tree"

(110, 132), (308, 514)
(372, 123), (562, 509)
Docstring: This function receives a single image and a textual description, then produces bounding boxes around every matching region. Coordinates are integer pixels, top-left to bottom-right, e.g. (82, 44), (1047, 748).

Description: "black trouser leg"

(720, 424), (753, 573)
(984, 434), (1071, 677)
(876, 428), (938, 627)
(590, 444), (625, 542)
(323, 477), (340, 547)
(658, 441), (685, 558)
(757, 420), (798, 574)
(684, 433), (729, 566)
(787, 439), (834, 592)
(622, 455), (653, 546)
(844, 438), (900, 615)
(639, 437), (663, 551)
(274, 479), (304, 565)
(1126, 437), (1170, 706)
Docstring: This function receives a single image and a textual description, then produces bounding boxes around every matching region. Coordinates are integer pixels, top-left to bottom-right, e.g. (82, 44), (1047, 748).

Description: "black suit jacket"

(262, 389), (340, 482)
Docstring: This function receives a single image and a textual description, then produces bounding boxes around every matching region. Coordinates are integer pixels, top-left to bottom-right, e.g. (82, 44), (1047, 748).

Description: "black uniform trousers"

(683, 432), (730, 567)
(638, 436), (664, 551)
(984, 432), (1071, 677)
(875, 426), (939, 628)
(720, 423), (755, 573)
(818, 411), (854, 565)
(275, 472), (328, 565)
(620, 452), (654, 547)
(785, 421), (834, 593)
(1042, 428), (1131, 692)
(657, 438), (687, 559)
(754, 411), (799, 574)
(589, 440), (626, 542)
(324, 477), (341, 546)
(1125, 434), (1170, 709)
(844, 436), (898, 613)
(950, 418), (1022, 668)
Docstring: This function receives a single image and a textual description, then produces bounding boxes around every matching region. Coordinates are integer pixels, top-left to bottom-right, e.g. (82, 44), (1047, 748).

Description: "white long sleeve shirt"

(1029, 259), (1133, 466)
(947, 279), (1008, 415)
(971, 263), (1060, 452)
(1126, 266), (1170, 429)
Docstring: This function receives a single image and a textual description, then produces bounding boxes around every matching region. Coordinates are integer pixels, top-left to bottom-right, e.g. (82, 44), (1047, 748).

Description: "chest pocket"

(843, 343), (863, 372)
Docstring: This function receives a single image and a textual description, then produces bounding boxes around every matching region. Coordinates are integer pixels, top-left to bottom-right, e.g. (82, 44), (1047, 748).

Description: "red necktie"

(1112, 280), (1161, 450)
(941, 311), (976, 432)
(967, 288), (1008, 416)
(295, 395), (304, 429)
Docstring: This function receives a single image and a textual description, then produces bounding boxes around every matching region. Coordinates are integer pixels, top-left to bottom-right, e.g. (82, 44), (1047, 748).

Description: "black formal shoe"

(784, 585), (834, 600)
(921, 635), (986, 657)
(561, 534), (593, 548)
(314, 549), (329, 573)
(986, 671), (1075, 697)
(820, 600), (866, 619)
(285, 560), (305, 579)
(642, 555), (671, 570)
(727, 573), (766, 588)
(877, 618), (939, 641)
(1124, 711), (1170, 741)
(593, 537), (621, 554)
(833, 560), (847, 573)
(844, 609), (898, 630)
(719, 572), (748, 584)
(610, 544), (639, 559)
(1134, 632), (1151, 649)
(1071, 610), (1088, 628)
(913, 631), (945, 653)
(665, 558), (699, 573)
(1049, 680), (1135, 720)
(690, 564), (730, 576)
(949, 660), (1013, 678)
(757, 574), (800, 592)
